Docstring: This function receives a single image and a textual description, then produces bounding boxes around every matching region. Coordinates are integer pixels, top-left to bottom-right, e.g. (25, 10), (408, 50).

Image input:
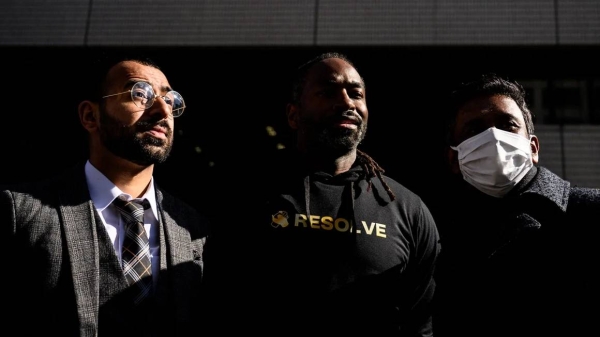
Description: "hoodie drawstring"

(304, 175), (311, 220)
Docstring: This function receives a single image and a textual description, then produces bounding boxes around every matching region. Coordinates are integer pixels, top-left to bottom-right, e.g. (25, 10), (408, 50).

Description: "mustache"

(136, 119), (171, 133)
(332, 110), (363, 125)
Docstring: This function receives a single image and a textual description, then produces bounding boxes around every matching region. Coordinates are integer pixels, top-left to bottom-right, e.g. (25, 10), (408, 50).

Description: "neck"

(299, 148), (357, 176)
(89, 154), (154, 198)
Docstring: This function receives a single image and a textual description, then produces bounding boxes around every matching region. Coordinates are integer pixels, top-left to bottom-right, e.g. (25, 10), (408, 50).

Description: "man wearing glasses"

(1, 52), (210, 337)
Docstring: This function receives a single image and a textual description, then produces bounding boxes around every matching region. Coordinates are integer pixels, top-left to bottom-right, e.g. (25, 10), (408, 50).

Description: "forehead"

(304, 58), (364, 88)
(455, 94), (525, 127)
(106, 60), (170, 89)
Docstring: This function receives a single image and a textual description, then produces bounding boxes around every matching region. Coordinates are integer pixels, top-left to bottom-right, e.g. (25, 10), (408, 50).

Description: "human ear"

(78, 100), (99, 132)
(286, 103), (299, 130)
(530, 135), (540, 165)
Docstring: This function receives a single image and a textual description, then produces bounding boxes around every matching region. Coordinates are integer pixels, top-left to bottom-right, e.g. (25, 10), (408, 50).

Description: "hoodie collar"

(310, 164), (364, 184)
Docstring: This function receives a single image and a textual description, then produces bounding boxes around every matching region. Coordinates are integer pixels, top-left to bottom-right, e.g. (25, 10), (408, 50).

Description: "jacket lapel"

(154, 187), (195, 321)
(58, 165), (100, 336)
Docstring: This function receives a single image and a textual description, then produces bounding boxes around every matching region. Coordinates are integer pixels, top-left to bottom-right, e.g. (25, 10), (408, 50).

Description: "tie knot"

(113, 196), (149, 224)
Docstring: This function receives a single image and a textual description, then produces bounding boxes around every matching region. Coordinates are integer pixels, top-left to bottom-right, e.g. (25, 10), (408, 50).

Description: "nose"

(333, 90), (356, 111)
(148, 95), (173, 119)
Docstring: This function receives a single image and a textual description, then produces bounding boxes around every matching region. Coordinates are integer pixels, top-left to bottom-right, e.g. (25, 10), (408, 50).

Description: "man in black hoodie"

(432, 73), (600, 337)
(252, 52), (441, 336)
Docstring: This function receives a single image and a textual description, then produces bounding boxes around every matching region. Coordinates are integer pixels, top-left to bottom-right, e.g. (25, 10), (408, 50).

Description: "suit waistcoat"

(94, 209), (155, 337)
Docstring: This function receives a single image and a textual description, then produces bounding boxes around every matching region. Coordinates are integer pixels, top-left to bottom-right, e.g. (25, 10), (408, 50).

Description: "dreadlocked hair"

(356, 149), (396, 201)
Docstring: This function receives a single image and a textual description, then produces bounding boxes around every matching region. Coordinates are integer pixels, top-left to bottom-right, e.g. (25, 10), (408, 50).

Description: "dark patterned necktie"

(112, 196), (152, 305)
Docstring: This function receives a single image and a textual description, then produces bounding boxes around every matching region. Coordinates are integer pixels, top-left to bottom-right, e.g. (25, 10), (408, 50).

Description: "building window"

(519, 79), (600, 125)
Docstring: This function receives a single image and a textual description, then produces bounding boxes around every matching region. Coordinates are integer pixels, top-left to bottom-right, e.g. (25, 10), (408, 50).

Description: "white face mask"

(450, 127), (534, 198)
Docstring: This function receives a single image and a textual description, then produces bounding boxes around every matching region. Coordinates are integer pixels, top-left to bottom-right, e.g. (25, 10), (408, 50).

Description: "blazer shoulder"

(156, 186), (211, 233)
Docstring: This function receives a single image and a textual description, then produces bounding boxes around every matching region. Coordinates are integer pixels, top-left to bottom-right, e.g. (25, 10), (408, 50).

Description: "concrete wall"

(536, 124), (600, 188)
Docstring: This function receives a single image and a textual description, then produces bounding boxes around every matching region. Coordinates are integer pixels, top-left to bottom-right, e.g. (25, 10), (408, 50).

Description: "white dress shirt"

(84, 160), (160, 288)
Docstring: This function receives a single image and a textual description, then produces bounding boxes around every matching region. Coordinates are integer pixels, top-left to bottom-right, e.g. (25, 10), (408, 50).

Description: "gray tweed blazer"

(1, 163), (209, 337)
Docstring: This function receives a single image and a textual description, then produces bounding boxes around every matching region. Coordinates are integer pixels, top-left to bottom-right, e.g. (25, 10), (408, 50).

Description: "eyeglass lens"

(131, 82), (185, 117)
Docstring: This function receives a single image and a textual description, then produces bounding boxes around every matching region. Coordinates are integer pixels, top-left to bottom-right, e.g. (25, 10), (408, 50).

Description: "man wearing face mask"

(431, 73), (600, 337)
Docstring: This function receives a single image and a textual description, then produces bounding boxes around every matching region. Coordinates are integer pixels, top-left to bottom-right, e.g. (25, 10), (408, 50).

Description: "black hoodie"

(257, 149), (441, 336)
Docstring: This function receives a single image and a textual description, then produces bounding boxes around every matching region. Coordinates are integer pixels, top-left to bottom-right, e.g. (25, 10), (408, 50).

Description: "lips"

(151, 125), (167, 134)
(140, 124), (170, 140)
(150, 126), (169, 137)
(332, 111), (361, 129)
(335, 120), (358, 129)
(137, 118), (171, 138)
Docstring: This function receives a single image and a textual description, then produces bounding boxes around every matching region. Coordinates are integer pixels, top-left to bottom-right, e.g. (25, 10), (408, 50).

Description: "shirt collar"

(84, 160), (159, 219)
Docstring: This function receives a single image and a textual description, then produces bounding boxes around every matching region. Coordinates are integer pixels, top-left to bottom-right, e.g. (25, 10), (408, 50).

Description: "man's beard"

(299, 117), (367, 155)
(98, 109), (173, 166)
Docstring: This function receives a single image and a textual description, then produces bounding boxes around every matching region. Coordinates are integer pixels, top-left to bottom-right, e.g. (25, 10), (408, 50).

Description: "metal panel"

(558, 0), (600, 44)
(563, 125), (600, 188)
(0, 0), (88, 45)
(535, 124), (600, 188)
(317, 0), (437, 45)
(434, 0), (556, 45)
(317, 0), (557, 46)
(87, 0), (315, 46)
(535, 124), (565, 177)
(1, 0), (599, 46)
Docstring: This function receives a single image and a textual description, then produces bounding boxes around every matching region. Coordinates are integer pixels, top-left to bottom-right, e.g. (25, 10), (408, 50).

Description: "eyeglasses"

(102, 81), (186, 117)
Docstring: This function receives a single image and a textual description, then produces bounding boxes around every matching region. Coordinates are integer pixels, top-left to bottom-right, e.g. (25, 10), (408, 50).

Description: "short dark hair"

(82, 49), (161, 103)
(444, 73), (535, 145)
(290, 52), (362, 104)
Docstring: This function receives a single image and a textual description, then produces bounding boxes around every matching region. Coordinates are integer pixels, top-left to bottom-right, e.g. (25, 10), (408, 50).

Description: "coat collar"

(519, 166), (570, 212)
